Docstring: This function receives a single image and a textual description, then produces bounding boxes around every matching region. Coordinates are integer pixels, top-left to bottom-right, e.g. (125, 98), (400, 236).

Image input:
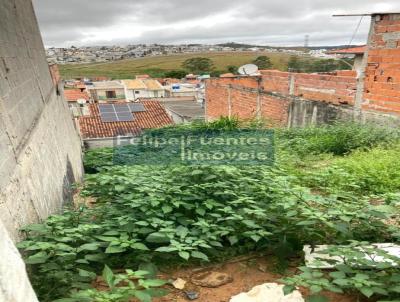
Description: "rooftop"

(64, 89), (90, 102)
(143, 79), (164, 91)
(90, 81), (124, 90)
(161, 99), (205, 120)
(122, 79), (164, 91)
(122, 79), (147, 90)
(78, 101), (174, 139)
(327, 45), (367, 55)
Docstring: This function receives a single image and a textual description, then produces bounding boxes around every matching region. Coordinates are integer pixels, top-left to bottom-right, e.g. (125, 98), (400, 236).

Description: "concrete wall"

(0, 0), (83, 300)
(0, 220), (38, 302)
(83, 137), (123, 149)
(0, 0), (83, 241)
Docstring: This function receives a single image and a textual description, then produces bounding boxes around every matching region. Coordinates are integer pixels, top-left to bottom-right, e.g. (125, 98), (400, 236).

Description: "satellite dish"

(77, 98), (87, 105)
(238, 64), (259, 76)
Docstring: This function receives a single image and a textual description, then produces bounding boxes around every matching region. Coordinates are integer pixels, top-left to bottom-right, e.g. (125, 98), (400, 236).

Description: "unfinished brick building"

(206, 13), (400, 127)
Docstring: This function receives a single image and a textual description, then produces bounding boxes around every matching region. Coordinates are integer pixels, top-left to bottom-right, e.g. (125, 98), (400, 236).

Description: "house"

(64, 89), (91, 117)
(78, 100), (174, 148)
(327, 46), (366, 75)
(164, 83), (203, 101)
(122, 79), (165, 101)
(86, 81), (126, 102)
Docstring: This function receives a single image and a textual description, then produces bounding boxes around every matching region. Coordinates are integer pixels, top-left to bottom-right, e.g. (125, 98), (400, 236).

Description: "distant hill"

(216, 42), (363, 51)
(59, 51), (307, 79)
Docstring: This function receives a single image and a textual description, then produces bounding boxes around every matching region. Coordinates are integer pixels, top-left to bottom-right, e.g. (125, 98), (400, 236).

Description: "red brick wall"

(260, 95), (290, 126)
(206, 79), (230, 119)
(230, 89), (259, 119)
(206, 77), (290, 125)
(261, 71), (290, 94)
(363, 14), (400, 115)
(294, 73), (357, 106)
(206, 70), (357, 125)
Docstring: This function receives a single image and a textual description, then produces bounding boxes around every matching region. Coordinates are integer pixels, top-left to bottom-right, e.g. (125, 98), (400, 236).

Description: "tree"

(182, 57), (214, 74)
(210, 70), (224, 77)
(252, 56), (273, 70)
(287, 56), (302, 72)
(164, 70), (187, 79)
(227, 65), (238, 74)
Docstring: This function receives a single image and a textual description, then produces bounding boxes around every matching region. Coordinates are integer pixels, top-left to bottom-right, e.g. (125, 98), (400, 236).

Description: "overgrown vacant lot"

(59, 51), (297, 79)
(19, 121), (400, 302)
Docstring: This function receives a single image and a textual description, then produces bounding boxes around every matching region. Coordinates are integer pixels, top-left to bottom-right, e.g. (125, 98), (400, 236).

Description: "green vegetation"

(18, 120), (400, 301)
(181, 57), (214, 74)
(288, 55), (353, 73)
(283, 241), (400, 302)
(58, 266), (168, 302)
(59, 52), (302, 79)
(252, 55), (273, 69)
(163, 69), (187, 79)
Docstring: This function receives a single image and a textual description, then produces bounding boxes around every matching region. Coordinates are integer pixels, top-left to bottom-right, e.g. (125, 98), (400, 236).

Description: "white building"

(121, 79), (165, 101)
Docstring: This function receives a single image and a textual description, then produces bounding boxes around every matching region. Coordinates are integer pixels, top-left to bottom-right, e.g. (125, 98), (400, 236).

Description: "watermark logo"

(113, 129), (275, 166)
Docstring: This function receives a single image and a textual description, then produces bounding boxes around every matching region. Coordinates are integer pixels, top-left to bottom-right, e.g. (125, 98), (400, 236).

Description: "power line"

(347, 16), (364, 47)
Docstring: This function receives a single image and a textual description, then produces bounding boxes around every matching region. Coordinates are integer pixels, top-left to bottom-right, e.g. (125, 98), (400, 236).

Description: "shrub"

(283, 241), (400, 301)
(302, 144), (400, 195)
(277, 122), (399, 157)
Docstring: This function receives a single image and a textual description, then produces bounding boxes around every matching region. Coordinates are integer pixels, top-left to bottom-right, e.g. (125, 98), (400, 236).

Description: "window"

(106, 90), (117, 99)
(135, 91), (140, 94)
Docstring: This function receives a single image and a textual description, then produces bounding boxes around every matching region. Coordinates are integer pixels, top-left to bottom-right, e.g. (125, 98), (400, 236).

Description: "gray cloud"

(32, 0), (400, 47)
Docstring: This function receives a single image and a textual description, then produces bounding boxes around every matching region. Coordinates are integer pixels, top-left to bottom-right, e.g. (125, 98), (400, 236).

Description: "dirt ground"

(150, 256), (362, 302)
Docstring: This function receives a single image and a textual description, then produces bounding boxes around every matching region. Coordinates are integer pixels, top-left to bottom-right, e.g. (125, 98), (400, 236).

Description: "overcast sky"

(32, 0), (400, 47)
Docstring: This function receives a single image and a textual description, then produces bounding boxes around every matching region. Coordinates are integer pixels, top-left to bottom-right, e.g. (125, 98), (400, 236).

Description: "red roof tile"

(220, 73), (236, 78)
(64, 89), (90, 102)
(328, 46), (367, 55)
(78, 101), (174, 139)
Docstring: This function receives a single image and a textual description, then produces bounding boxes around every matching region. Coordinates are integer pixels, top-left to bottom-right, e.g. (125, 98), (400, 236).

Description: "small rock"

(185, 291), (199, 300)
(172, 278), (187, 290)
(191, 271), (233, 288)
(304, 243), (400, 269)
(257, 264), (268, 273)
(230, 283), (304, 302)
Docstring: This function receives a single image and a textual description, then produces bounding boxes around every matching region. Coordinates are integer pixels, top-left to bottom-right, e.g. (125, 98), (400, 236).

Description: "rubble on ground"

(230, 283), (304, 302)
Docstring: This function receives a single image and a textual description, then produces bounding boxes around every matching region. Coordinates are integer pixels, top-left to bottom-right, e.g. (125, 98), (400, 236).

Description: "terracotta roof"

(91, 76), (111, 81)
(327, 46), (366, 55)
(78, 101), (174, 139)
(64, 89), (90, 102)
(122, 79), (147, 90)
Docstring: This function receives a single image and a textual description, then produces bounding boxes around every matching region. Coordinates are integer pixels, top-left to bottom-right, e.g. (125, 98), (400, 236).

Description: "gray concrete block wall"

(0, 0), (83, 239)
(0, 220), (38, 302)
(0, 0), (84, 300)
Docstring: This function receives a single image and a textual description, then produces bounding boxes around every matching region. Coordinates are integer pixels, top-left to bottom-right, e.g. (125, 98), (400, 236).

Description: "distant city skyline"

(33, 0), (400, 47)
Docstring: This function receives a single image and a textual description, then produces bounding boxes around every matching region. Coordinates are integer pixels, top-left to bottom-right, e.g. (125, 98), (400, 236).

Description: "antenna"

(238, 64), (259, 75)
(304, 35), (310, 48)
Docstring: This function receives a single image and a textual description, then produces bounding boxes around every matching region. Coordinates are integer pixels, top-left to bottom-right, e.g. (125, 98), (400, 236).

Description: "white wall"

(125, 89), (165, 100)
